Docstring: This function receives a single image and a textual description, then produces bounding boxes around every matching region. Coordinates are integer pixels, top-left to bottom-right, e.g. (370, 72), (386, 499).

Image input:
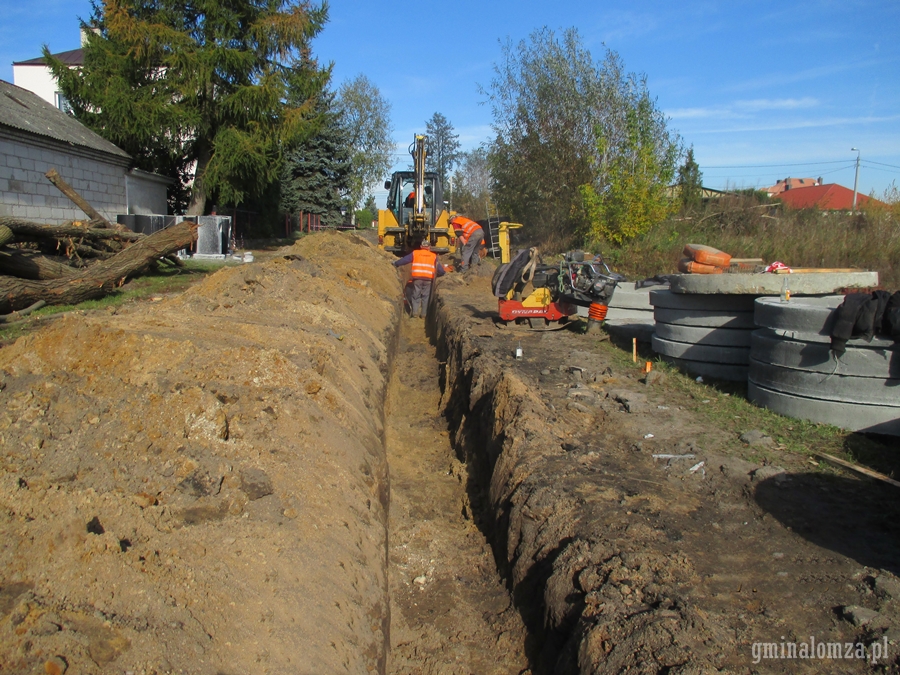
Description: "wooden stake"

(632, 337), (638, 362)
(814, 452), (900, 489)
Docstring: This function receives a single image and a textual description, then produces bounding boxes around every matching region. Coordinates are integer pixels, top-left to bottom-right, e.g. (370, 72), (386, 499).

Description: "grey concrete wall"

(0, 133), (129, 223)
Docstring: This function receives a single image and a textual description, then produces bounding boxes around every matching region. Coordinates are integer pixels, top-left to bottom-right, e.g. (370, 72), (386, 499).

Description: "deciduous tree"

(482, 27), (680, 247)
(47, 0), (330, 215)
(450, 147), (491, 218)
(335, 75), (394, 214)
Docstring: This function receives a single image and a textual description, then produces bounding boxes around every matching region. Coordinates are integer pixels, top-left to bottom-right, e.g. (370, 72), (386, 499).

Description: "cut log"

(0, 250), (79, 280)
(0, 221), (199, 313)
(45, 168), (122, 228)
(0, 217), (142, 243)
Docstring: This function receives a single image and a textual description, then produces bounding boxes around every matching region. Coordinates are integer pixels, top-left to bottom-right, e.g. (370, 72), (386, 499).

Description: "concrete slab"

(650, 289), (756, 312)
(749, 359), (900, 405)
(655, 355), (748, 382)
(609, 286), (654, 310)
(670, 271), (878, 295)
(655, 323), (753, 347)
(654, 307), (756, 329)
(754, 295), (844, 335)
(763, 328), (895, 348)
(751, 329), (900, 378)
(748, 381), (900, 436)
(651, 334), (750, 364)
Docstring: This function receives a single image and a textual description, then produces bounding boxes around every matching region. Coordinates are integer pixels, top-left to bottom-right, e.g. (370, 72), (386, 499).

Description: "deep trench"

(382, 313), (529, 674)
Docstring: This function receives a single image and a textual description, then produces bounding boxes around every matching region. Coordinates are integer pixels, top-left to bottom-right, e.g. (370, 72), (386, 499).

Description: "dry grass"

(594, 196), (899, 288)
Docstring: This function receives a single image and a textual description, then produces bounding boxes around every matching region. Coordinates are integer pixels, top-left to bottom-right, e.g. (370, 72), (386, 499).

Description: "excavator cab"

(377, 135), (456, 255)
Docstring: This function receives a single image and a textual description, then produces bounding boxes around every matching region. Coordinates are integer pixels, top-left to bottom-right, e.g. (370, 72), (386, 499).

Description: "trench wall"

(432, 288), (729, 674)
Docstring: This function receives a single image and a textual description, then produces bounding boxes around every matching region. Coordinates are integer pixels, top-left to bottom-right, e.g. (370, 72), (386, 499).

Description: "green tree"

(677, 146), (703, 212)
(335, 75), (394, 215)
(280, 90), (351, 229)
(425, 112), (461, 188)
(47, 0), (330, 215)
(580, 87), (679, 243)
(450, 147), (491, 217)
(482, 27), (680, 247)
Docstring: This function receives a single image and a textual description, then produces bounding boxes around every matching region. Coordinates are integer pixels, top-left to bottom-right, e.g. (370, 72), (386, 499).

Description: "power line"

(703, 160), (849, 169)
(865, 159), (900, 171)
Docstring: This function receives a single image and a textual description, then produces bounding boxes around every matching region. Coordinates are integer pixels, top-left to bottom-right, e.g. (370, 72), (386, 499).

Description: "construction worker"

(451, 215), (484, 271)
(393, 239), (446, 318)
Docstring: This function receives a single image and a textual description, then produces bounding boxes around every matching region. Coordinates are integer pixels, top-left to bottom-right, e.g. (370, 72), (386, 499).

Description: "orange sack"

(678, 257), (725, 274)
(683, 243), (732, 268)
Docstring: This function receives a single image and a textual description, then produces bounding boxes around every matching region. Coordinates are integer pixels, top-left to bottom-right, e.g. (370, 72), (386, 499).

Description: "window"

(55, 92), (71, 113)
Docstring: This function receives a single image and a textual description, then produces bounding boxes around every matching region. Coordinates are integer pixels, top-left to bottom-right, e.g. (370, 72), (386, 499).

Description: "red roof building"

(765, 177), (820, 197)
(774, 183), (882, 211)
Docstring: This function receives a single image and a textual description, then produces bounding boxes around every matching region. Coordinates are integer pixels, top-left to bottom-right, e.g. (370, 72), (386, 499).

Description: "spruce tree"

(281, 91), (351, 229)
(46, 0), (330, 215)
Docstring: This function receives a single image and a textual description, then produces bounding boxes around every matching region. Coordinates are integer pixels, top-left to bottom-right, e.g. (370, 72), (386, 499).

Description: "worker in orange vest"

(450, 215), (484, 271)
(392, 239), (447, 318)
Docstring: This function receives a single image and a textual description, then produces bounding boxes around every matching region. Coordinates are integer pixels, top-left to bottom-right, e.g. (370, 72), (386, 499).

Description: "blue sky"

(4, 0), (899, 202)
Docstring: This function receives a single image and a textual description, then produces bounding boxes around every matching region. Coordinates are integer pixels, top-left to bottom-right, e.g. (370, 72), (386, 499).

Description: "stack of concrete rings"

(650, 290), (757, 381)
(750, 295), (900, 435)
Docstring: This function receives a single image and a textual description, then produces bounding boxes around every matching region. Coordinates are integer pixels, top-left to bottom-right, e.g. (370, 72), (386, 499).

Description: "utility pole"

(851, 147), (861, 214)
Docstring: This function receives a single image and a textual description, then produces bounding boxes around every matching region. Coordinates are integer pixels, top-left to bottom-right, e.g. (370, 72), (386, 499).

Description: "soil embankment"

(0, 233), (399, 673)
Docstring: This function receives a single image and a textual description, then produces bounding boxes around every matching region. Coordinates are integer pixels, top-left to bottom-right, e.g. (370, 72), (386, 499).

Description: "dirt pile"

(0, 232), (400, 674)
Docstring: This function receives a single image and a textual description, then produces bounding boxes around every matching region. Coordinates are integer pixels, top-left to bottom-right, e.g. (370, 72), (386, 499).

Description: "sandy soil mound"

(0, 232), (400, 674)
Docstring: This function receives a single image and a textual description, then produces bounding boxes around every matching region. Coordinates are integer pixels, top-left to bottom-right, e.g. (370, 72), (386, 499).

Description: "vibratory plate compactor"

(492, 249), (626, 332)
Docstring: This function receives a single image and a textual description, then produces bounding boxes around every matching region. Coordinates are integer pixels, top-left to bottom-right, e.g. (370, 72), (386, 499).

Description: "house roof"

(0, 79), (129, 160)
(765, 177), (819, 196)
(774, 183), (877, 210)
(13, 48), (85, 67)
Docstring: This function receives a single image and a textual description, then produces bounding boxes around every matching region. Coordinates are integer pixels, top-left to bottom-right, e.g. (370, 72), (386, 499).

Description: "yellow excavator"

(377, 135), (456, 255)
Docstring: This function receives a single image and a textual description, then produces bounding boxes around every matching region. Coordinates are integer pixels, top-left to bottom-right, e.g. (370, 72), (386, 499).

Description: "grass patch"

(0, 259), (226, 343)
(600, 339), (897, 479)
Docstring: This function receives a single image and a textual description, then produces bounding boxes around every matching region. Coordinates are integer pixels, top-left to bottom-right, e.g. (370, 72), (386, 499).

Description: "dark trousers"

(405, 278), (432, 317)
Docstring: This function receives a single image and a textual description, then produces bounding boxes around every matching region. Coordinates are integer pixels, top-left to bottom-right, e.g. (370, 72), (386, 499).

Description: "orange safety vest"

(410, 249), (438, 279)
(455, 217), (482, 243)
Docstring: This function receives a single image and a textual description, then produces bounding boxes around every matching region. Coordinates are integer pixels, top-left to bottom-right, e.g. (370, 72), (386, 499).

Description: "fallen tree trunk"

(0, 250), (80, 280)
(0, 217), (143, 243)
(0, 221), (198, 314)
(44, 168), (129, 232)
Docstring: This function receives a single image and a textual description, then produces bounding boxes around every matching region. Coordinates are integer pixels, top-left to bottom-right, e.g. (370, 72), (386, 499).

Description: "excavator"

(377, 135), (456, 255)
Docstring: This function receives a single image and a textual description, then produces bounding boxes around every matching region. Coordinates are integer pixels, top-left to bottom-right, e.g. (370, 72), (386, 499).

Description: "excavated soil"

(0, 230), (899, 675)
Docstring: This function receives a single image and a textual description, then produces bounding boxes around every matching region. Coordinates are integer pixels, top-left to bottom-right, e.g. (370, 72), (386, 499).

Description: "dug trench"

(0, 230), (899, 674)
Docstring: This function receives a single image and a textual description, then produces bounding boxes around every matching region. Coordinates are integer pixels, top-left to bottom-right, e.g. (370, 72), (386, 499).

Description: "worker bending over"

(393, 239), (447, 318)
(451, 215), (484, 271)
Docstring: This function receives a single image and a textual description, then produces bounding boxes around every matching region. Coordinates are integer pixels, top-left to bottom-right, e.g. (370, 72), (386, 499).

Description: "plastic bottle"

(515, 342), (523, 359)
